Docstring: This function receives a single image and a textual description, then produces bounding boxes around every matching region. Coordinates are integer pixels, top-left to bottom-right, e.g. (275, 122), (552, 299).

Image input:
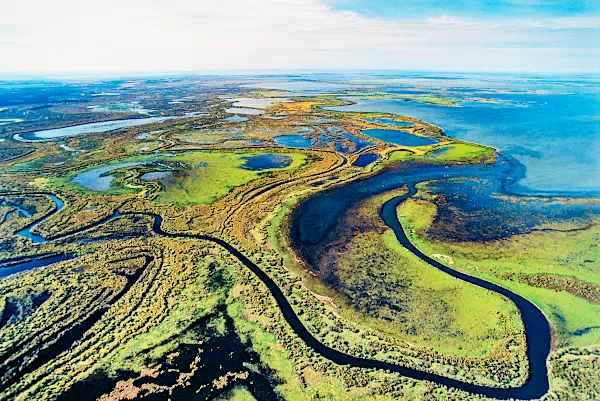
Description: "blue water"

(352, 154), (379, 167)
(0, 254), (69, 278)
(241, 154), (293, 170)
(327, 92), (600, 196)
(71, 161), (148, 191)
(274, 135), (313, 149)
(339, 132), (374, 153)
(362, 129), (439, 147)
(364, 117), (415, 128)
(15, 117), (171, 141)
(225, 115), (249, 122)
(15, 194), (65, 243)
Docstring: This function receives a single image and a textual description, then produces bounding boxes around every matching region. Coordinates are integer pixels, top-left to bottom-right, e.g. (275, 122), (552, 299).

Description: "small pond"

(225, 107), (264, 115)
(362, 129), (439, 146)
(71, 161), (148, 191)
(352, 154), (380, 167)
(273, 135), (313, 149)
(241, 154), (293, 170)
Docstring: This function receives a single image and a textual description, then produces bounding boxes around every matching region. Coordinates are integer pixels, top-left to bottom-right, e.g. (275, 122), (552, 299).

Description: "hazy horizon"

(2, 0), (598, 74)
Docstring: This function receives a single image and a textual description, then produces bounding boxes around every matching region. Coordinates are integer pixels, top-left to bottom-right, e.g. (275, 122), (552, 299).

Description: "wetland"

(0, 73), (597, 401)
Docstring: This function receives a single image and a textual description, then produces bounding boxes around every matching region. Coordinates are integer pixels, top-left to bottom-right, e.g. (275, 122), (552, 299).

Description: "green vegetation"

(47, 151), (307, 204)
(387, 142), (496, 164)
(318, 189), (524, 357)
(0, 86), (597, 401)
(362, 93), (458, 107)
(152, 151), (307, 205)
(397, 187), (600, 348)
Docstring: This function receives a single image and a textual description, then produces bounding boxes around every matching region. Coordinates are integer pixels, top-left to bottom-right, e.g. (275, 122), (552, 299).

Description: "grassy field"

(49, 151), (307, 204)
(362, 93), (458, 107)
(153, 151), (307, 205)
(397, 187), (600, 348)
(387, 142), (496, 164)
(329, 190), (524, 356)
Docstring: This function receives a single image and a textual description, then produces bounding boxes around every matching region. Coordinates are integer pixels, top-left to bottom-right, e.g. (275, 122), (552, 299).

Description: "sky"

(0, 0), (598, 74)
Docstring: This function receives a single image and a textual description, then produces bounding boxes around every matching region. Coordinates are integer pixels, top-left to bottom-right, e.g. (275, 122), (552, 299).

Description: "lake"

(327, 91), (600, 196)
(15, 117), (171, 141)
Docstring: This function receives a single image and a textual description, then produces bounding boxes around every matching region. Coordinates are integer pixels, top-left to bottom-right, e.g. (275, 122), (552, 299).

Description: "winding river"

(1, 160), (554, 399)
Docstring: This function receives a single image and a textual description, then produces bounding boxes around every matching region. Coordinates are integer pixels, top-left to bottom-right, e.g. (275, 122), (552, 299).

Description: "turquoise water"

(363, 118), (415, 128)
(327, 91), (600, 196)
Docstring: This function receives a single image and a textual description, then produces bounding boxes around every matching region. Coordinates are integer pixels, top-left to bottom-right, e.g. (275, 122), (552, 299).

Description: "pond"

(352, 154), (379, 167)
(225, 115), (249, 122)
(225, 107), (264, 115)
(362, 129), (439, 146)
(71, 161), (148, 191)
(273, 135), (313, 149)
(15, 117), (171, 141)
(241, 154), (293, 170)
(364, 117), (415, 128)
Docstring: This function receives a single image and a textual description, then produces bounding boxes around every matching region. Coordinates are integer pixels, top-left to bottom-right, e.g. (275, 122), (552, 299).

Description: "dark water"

(5, 190), (559, 399)
(352, 154), (379, 167)
(241, 154), (293, 170)
(289, 160), (560, 399)
(362, 128), (439, 146)
(0, 254), (71, 279)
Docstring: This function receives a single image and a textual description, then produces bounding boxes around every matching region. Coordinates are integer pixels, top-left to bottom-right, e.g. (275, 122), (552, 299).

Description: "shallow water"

(16, 117), (170, 141)
(225, 107), (264, 115)
(71, 161), (147, 191)
(328, 91), (600, 196)
(274, 134), (313, 149)
(362, 128), (439, 146)
(241, 154), (293, 170)
(229, 97), (290, 109)
(363, 117), (415, 128)
(225, 115), (249, 122)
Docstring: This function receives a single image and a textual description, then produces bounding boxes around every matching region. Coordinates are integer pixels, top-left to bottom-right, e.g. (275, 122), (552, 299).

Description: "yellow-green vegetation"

(217, 387), (257, 401)
(397, 188), (600, 348)
(0, 88), (597, 401)
(362, 93), (458, 107)
(151, 151), (307, 205)
(388, 142), (496, 164)
(309, 189), (525, 357)
(47, 151), (307, 205)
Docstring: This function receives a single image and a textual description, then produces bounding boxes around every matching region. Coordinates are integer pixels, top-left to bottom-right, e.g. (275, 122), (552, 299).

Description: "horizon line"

(1, 68), (599, 81)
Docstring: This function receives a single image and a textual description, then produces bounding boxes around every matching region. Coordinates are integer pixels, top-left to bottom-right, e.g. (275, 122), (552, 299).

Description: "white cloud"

(0, 0), (597, 73)
(427, 15), (461, 25)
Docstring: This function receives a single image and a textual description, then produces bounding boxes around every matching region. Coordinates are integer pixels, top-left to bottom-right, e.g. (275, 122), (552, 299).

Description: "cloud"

(427, 15), (461, 25)
(0, 0), (597, 73)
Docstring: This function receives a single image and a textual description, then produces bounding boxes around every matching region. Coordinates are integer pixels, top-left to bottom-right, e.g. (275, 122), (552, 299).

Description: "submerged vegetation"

(0, 76), (597, 401)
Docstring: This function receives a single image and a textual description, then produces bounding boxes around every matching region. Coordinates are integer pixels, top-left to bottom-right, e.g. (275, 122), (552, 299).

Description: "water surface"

(328, 91), (600, 196)
(362, 128), (439, 146)
(15, 117), (170, 141)
(241, 154), (293, 170)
